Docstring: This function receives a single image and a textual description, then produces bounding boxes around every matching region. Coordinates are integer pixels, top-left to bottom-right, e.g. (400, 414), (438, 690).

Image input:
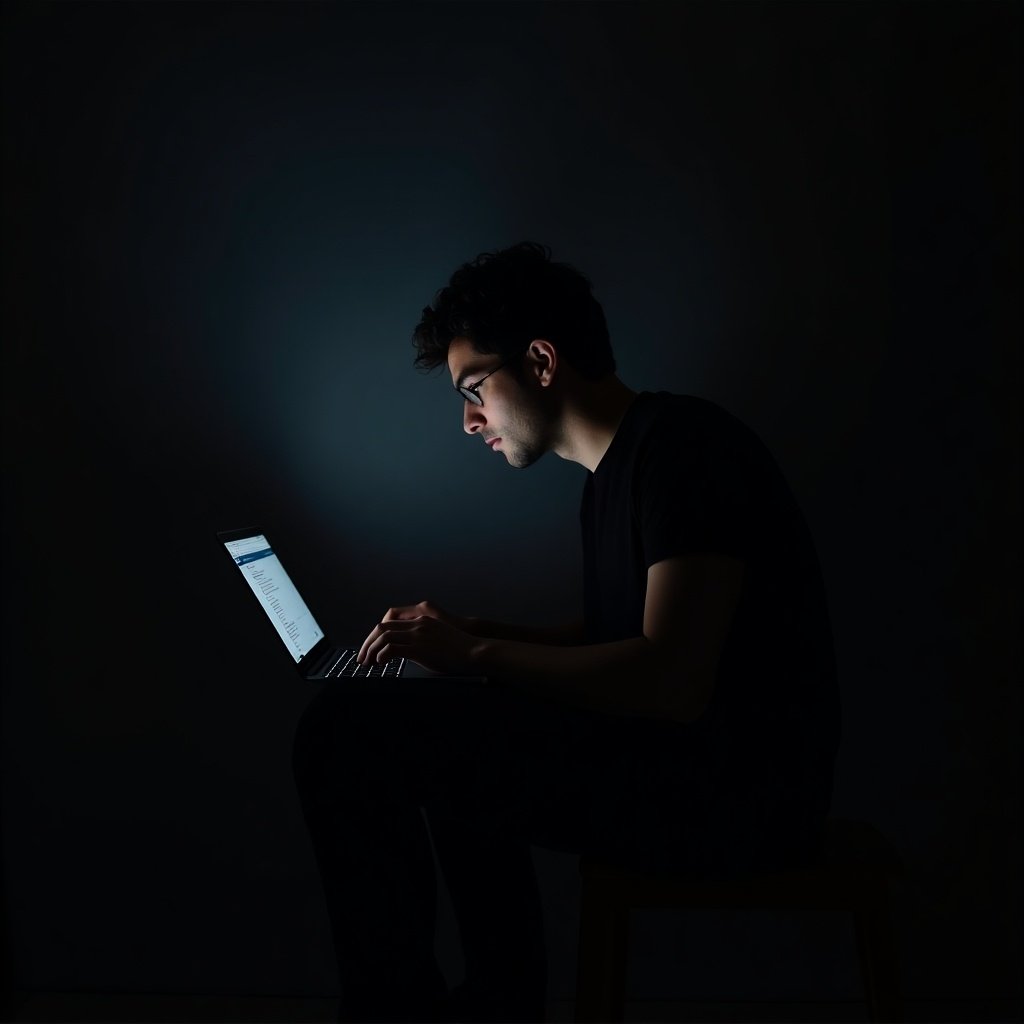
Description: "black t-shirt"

(580, 392), (840, 812)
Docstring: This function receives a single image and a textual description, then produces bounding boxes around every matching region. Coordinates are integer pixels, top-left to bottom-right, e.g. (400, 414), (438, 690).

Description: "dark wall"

(2, 0), (1020, 1007)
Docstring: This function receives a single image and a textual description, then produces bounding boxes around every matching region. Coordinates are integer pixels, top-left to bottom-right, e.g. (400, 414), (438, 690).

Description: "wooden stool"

(574, 818), (903, 1022)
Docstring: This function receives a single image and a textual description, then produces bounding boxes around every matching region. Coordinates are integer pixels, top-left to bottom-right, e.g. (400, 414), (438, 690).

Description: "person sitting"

(292, 241), (841, 1022)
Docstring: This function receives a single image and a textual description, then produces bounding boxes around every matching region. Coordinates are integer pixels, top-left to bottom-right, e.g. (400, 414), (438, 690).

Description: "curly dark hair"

(412, 242), (616, 380)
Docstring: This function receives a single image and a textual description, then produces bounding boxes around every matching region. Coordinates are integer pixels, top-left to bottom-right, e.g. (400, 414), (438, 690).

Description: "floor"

(2, 993), (1022, 1023)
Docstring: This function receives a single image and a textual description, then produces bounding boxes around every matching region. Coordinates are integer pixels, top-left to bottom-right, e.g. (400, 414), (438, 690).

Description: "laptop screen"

(223, 533), (324, 664)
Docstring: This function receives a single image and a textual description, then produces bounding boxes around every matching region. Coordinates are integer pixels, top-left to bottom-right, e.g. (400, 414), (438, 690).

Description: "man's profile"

(292, 242), (841, 1023)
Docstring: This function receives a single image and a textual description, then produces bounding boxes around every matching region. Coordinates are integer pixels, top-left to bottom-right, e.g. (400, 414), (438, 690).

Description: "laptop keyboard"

(324, 649), (404, 679)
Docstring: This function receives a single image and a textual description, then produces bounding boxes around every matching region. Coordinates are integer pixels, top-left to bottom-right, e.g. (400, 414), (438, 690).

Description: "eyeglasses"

(455, 358), (514, 406)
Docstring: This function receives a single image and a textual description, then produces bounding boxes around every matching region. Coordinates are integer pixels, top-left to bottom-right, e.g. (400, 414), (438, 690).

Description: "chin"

(506, 445), (545, 470)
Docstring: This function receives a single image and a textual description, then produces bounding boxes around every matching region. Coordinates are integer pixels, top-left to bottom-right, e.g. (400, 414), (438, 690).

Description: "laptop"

(218, 526), (435, 680)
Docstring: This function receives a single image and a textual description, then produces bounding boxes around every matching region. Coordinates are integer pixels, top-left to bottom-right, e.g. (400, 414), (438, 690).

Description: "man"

(292, 242), (841, 1023)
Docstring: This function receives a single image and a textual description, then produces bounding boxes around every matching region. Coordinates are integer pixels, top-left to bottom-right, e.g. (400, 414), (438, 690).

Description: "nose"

(463, 400), (485, 435)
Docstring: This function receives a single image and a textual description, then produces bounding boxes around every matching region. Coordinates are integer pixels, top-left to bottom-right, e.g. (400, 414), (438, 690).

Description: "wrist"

(469, 637), (497, 672)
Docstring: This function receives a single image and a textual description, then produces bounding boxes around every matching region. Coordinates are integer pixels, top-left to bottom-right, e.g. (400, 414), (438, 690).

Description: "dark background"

(2, 0), (1020, 1015)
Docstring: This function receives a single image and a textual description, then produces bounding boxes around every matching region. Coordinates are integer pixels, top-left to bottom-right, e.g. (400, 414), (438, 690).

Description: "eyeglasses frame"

(455, 357), (514, 406)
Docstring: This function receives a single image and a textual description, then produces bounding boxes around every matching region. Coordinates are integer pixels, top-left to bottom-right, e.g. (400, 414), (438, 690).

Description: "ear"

(526, 339), (557, 388)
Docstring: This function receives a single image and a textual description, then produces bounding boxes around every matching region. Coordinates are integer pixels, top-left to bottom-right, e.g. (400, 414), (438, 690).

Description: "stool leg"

(575, 877), (629, 1023)
(854, 876), (902, 1022)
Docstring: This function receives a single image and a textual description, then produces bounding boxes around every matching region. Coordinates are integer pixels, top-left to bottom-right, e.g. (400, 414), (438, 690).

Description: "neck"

(551, 375), (638, 473)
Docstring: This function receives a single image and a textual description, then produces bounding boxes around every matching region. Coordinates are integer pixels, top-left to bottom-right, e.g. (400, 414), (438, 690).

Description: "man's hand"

(377, 600), (469, 631)
(358, 602), (481, 674)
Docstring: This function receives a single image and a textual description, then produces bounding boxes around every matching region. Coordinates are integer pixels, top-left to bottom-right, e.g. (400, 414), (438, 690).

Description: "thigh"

(292, 675), (731, 873)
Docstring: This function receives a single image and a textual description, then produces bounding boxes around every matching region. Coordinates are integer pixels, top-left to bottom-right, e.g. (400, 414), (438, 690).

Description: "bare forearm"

(471, 635), (681, 721)
(463, 617), (585, 646)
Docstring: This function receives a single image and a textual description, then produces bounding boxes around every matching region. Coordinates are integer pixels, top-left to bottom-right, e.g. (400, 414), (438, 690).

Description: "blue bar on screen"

(234, 548), (274, 565)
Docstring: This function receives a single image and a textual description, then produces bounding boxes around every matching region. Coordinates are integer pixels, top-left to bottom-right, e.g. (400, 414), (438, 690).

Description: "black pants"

(291, 676), (819, 1022)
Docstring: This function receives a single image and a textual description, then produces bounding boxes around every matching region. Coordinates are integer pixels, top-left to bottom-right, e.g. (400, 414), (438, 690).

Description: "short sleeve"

(633, 420), (751, 567)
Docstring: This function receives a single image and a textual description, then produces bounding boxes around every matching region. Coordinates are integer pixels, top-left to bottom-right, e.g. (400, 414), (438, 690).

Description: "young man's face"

(447, 336), (552, 469)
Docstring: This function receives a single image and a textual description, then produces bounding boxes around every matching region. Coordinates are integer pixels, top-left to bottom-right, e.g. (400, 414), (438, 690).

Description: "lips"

(486, 437), (501, 449)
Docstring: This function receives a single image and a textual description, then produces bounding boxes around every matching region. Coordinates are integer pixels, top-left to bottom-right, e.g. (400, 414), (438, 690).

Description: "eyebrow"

(454, 366), (485, 389)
